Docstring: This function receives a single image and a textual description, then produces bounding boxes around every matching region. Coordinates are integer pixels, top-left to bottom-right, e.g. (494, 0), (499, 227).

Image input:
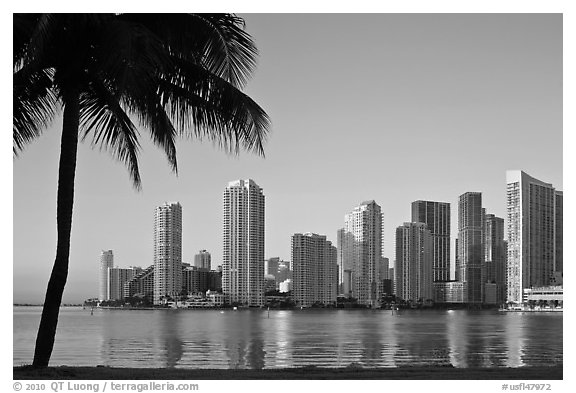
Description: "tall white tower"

(222, 179), (265, 307)
(506, 170), (561, 304)
(341, 200), (383, 307)
(99, 250), (114, 301)
(153, 202), (182, 305)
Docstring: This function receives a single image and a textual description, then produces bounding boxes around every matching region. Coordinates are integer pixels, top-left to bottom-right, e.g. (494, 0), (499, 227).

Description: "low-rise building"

(433, 281), (464, 303)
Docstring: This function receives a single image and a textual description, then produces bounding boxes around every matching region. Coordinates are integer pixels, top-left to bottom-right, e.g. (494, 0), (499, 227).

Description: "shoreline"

(13, 365), (563, 380)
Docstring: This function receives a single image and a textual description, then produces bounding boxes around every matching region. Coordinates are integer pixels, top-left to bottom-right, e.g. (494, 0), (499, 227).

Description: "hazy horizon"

(12, 13), (563, 304)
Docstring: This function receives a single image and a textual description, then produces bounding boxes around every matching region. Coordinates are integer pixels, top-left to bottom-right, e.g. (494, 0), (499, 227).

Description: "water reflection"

(161, 311), (183, 368)
(222, 311), (267, 369)
(265, 310), (293, 368)
(446, 310), (468, 367)
(359, 312), (384, 367)
(379, 312), (399, 367)
(505, 313), (526, 367)
(14, 307), (562, 369)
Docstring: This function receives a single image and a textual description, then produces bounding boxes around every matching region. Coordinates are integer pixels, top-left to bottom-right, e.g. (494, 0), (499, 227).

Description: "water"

(13, 307), (563, 369)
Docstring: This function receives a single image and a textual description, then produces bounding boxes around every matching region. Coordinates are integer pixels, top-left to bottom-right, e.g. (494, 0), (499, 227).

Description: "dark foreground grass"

(14, 365), (563, 380)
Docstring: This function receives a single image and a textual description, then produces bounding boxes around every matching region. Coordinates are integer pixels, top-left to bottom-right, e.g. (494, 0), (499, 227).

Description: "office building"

(411, 200), (451, 282)
(506, 170), (563, 304)
(484, 214), (507, 304)
(292, 232), (337, 307)
(457, 192), (484, 304)
(153, 202), (183, 305)
(265, 257), (280, 277)
(555, 192), (563, 275)
(222, 179), (265, 306)
(433, 281), (464, 303)
(99, 250), (114, 301)
(194, 250), (211, 270)
(395, 222), (433, 302)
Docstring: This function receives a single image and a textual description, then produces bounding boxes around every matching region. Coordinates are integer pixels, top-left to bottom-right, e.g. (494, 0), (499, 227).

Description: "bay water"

(13, 306), (563, 369)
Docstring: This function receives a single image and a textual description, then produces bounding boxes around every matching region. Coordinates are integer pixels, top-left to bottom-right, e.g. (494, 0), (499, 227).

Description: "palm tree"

(13, 13), (270, 368)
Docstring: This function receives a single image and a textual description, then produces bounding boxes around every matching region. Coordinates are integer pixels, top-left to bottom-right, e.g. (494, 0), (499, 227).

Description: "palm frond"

(159, 58), (270, 156)
(120, 13), (258, 88)
(127, 91), (179, 174)
(80, 78), (142, 189)
(13, 14), (42, 68)
(192, 13), (259, 88)
(13, 67), (57, 155)
(88, 17), (178, 175)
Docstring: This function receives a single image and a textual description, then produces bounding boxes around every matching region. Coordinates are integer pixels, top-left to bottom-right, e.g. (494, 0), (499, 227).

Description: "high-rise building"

(483, 214), (507, 304)
(506, 170), (562, 304)
(378, 257), (390, 299)
(99, 250), (114, 301)
(291, 232), (337, 307)
(336, 228), (351, 296)
(395, 222), (433, 302)
(265, 257), (280, 277)
(124, 265), (154, 303)
(222, 179), (265, 307)
(153, 202), (183, 305)
(411, 200), (451, 282)
(555, 191), (563, 276)
(108, 266), (141, 301)
(194, 250), (211, 270)
(182, 265), (209, 295)
(341, 200), (383, 306)
(457, 192), (484, 304)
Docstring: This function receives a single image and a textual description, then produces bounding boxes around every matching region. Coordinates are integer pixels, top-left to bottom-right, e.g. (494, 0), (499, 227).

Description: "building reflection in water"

(504, 313), (526, 367)
(222, 311), (267, 369)
(88, 308), (558, 369)
(446, 310), (468, 367)
(359, 313), (385, 367)
(265, 310), (292, 368)
(391, 311), (451, 367)
(379, 312), (399, 367)
(161, 310), (183, 368)
(334, 310), (356, 367)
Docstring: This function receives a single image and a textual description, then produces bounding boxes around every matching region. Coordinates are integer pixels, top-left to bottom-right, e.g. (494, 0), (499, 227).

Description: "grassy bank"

(13, 365), (563, 380)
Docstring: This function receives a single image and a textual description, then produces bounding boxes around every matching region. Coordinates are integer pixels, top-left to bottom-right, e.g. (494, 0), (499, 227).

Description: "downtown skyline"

(12, 13), (563, 303)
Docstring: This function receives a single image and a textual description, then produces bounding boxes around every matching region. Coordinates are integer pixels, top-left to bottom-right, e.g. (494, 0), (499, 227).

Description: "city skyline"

(13, 13), (563, 303)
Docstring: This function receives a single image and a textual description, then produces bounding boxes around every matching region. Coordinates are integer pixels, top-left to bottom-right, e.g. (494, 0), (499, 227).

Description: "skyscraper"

(153, 202), (182, 305)
(341, 200), (383, 306)
(265, 257), (280, 277)
(194, 250), (211, 270)
(222, 179), (265, 307)
(108, 266), (141, 301)
(99, 250), (114, 301)
(395, 222), (433, 302)
(291, 232), (337, 307)
(457, 192), (484, 304)
(555, 191), (563, 276)
(483, 214), (507, 304)
(506, 170), (562, 304)
(411, 200), (451, 282)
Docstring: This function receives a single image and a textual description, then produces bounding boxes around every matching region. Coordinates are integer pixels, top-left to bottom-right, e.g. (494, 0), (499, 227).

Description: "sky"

(11, 12), (565, 304)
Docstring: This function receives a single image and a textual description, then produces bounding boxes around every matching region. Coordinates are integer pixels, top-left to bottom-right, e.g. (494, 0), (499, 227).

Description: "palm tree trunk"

(32, 88), (80, 368)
